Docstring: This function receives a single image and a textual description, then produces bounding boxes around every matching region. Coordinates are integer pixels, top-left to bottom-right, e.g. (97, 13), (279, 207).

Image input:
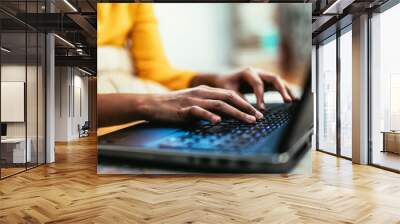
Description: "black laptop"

(98, 74), (313, 173)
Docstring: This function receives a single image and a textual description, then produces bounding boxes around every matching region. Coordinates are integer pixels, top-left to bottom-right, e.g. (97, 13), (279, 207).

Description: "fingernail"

(255, 110), (263, 119)
(246, 115), (256, 123)
(213, 116), (221, 123)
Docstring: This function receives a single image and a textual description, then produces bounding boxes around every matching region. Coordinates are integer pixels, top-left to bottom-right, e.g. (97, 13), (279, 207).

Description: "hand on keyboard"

(142, 85), (264, 124)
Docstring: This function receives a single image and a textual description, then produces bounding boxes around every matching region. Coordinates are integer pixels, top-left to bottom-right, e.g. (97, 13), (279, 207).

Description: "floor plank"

(0, 136), (400, 224)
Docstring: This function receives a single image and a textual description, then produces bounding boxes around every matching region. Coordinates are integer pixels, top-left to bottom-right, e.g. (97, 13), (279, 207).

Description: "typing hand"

(214, 67), (295, 110)
(142, 85), (263, 124)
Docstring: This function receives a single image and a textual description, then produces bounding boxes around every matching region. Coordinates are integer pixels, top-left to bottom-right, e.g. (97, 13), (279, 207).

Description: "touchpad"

(99, 122), (180, 147)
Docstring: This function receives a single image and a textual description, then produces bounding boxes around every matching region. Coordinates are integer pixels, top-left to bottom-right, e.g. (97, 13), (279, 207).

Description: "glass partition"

(26, 0), (44, 169)
(27, 31), (38, 169)
(0, 0), (46, 179)
(1, 30), (28, 177)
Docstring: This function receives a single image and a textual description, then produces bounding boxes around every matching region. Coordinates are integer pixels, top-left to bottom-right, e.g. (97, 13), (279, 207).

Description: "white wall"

(55, 67), (69, 141)
(154, 3), (233, 73)
(54, 67), (89, 141)
(71, 74), (89, 138)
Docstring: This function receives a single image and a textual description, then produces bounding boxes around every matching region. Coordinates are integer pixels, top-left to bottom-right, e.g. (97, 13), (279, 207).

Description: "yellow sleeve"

(131, 4), (197, 90)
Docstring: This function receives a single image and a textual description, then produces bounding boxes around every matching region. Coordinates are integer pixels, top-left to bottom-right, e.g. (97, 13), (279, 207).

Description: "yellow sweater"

(97, 3), (196, 90)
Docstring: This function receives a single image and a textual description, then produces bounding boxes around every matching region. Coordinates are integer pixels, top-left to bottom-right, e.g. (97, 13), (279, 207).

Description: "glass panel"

(317, 37), (337, 154)
(371, 4), (400, 171)
(1, 30), (27, 177)
(26, 0), (39, 169)
(340, 30), (352, 158)
(0, 0), (46, 178)
(27, 30), (38, 169)
(37, 0), (46, 165)
(38, 32), (45, 165)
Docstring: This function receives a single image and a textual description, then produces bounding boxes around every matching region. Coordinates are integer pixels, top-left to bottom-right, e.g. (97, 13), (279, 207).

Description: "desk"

(1, 138), (31, 164)
(382, 131), (400, 154)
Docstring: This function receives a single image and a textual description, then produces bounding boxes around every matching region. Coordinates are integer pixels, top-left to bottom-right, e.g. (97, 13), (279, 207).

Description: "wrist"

(189, 73), (220, 88)
(98, 93), (159, 127)
(133, 94), (159, 121)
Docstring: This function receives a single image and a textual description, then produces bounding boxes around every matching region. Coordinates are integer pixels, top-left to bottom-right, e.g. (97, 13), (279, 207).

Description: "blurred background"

(152, 3), (311, 108)
(154, 3), (308, 82)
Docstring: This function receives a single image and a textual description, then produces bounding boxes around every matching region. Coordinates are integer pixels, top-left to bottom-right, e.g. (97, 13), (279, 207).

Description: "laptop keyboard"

(157, 104), (292, 153)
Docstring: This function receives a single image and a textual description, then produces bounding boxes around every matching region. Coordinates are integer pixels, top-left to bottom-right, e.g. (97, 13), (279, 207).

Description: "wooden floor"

(372, 150), (400, 171)
(1, 137), (400, 224)
(1, 163), (45, 178)
(1, 167), (26, 178)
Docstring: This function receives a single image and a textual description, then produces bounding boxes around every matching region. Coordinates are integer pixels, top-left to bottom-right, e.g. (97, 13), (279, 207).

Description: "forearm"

(98, 93), (150, 127)
(189, 73), (220, 88)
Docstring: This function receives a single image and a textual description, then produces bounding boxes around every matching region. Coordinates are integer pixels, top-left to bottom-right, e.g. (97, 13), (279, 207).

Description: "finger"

(198, 99), (256, 123)
(197, 87), (263, 119)
(274, 80), (292, 102)
(286, 86), (297, 101)
(258, 72), (292, 102)
(180, 106), (221, 124)
(241, 68), (265, 110)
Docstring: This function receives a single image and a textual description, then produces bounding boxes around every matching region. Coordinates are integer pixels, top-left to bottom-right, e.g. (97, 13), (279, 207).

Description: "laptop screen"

(278, 70), (313, 154)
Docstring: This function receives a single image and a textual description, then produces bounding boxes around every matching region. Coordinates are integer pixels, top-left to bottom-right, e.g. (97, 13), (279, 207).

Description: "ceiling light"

(322, 0), (355, 15)
(323, 0), (342, 15)
(76, 48), (85, 55)
(1, 47), (11, 53)
(78, 67), (93, 76)
(54, 34), (75, 48)
(63, 0), (78, 12)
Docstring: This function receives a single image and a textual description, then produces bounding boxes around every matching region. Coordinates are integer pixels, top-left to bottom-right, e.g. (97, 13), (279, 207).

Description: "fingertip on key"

(255, 110), (263, 119)
(246, 115), (256, 123)
(212, 116), (221, 124)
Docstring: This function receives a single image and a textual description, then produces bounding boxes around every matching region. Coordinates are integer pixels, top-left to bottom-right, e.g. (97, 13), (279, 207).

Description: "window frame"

(367, 0), (400, 173)
(315, 24), (352, 160)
